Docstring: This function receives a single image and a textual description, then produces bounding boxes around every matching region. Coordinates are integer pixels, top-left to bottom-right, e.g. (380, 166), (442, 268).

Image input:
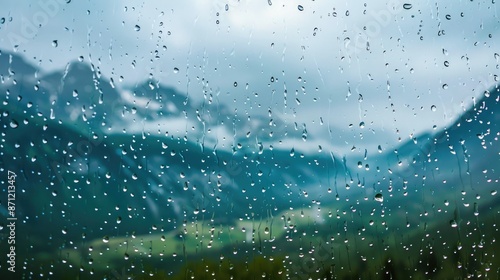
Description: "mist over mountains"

(0, 50), (351, 239)
(0, 50), (499, 278)
(2, 49), (499, 225)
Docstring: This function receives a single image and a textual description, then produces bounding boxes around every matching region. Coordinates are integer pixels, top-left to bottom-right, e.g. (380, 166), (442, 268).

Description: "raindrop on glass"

(10, 120), (19, 128)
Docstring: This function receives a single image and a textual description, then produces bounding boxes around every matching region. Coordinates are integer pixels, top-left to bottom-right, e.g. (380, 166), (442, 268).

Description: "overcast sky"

(1, 0), (498, 155)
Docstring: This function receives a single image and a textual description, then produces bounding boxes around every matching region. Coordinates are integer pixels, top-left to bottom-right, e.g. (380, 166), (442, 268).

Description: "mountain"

(0, 50), (311, 148)
(353, 85), (500, 221)
(1, 50), (498, 278)
(393, 87), (499, 189)
(0, 49), (38, 79)
(0, 51), (351, 274)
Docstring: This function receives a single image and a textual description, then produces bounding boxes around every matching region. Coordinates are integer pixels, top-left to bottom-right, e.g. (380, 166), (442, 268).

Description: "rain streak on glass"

(0, 1), (498, 279)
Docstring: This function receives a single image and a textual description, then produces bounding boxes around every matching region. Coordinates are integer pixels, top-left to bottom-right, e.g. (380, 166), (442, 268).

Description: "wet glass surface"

(0, 1), (499, 279)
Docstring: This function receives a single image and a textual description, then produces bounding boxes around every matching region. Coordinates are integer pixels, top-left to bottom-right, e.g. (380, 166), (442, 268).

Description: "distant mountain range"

(354, 83), (500, 218)
(390, 85), (498, 190)
(1, 49), (499, 279)
(0, 50), (350, 244)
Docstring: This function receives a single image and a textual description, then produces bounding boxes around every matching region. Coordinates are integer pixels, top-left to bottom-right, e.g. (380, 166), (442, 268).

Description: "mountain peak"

(0, 50), (38, 78)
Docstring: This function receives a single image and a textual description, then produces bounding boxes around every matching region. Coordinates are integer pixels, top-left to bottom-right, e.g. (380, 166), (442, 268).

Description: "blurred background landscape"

(0, 1), (499, 279)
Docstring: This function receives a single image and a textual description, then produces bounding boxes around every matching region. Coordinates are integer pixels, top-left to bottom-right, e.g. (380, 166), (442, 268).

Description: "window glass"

(0, 1), (499, 279)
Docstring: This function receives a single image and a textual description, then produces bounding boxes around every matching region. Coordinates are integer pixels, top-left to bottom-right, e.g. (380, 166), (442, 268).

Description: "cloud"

(1, 0), (497, 156)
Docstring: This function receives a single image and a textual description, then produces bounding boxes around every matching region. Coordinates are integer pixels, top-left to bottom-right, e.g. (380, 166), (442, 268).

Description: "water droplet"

(359, 121), (365, 128)
(134, 25), (141, 31)
(10, 120), (19, 128)
(403, 3), (412, 10)
(444, 61), (449, 67)
(450, 220), (458, 228)
(297, 5), (304, 11)
(374, 193), (383, 202)
(442, 84), (449, 90)
(431, 105), (437, 111)
(344, 37), (351, 48)
(103, 236), (109, 243)
(445, 14), (451, 20)
(52, 40), (58, 47)
(173, 67), (179, 73)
